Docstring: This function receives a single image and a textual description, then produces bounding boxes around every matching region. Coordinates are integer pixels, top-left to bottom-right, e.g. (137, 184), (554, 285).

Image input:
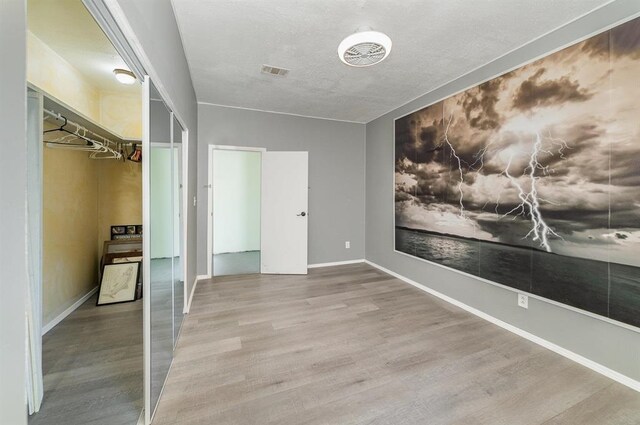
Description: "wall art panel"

(394, 16), (640, 328)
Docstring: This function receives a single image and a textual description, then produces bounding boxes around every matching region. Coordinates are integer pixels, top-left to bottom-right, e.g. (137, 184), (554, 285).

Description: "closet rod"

(43, 108), (124, 160)
(43, 109), (140, 148)
(43, 108), (113, 146)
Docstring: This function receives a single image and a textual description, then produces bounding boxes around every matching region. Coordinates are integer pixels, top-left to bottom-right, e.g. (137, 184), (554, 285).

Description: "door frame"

(207, 145), (266, 278)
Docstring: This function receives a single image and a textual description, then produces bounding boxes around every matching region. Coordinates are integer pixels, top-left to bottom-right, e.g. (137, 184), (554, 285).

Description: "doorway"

(208, 146), (264, 277)
(207, 147), (310, 277)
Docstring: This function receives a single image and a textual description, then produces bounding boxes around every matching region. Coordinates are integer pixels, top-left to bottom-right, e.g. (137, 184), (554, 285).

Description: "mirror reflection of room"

(148, 81), (186, 417)
(212, 149), (261, 276)
(26, 1), (143, 424)
(148, 83), (172, 412)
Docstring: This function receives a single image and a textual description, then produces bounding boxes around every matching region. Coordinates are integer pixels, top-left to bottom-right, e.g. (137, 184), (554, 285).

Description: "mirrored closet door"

(148, 81), (173, 417)
(145, 79), (186, 421)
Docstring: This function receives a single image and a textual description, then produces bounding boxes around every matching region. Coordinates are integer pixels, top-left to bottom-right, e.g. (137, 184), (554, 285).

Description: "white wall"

(0, 1), (27, 423)
(213, 150), (261, 254)
(149, 147), (181, 259)
(150, 148), (173, 258)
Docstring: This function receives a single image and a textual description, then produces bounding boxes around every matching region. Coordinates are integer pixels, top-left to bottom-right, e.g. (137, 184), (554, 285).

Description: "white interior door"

(261, 152), (308, 274)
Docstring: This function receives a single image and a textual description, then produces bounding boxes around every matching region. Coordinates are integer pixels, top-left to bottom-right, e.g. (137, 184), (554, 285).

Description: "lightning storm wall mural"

(394, 17), (640, 328)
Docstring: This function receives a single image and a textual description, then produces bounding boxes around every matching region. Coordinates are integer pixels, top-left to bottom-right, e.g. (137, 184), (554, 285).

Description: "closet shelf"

(43, 95), (140, 146)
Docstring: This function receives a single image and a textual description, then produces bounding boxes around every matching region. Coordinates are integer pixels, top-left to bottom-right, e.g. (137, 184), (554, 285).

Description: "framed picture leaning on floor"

(97, 262), (140, 306)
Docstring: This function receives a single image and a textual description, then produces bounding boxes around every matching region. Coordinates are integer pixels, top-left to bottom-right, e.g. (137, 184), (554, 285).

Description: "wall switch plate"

(193, 196), (197, 207)
(518, 293), (528, 309)
(345, 241), (350, 249)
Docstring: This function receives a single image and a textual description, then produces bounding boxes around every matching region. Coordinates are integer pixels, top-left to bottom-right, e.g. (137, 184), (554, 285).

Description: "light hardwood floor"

(29, 294), (143, 425)
(152, 263), (640, 425)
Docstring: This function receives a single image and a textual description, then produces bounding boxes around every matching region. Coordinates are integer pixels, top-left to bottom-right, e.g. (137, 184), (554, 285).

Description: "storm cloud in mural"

(394, 17), (640, 327)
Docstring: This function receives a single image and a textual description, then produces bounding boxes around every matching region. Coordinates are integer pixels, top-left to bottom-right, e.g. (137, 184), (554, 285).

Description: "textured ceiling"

(28, 0), (138, 94)
(172, 0), (610, 123)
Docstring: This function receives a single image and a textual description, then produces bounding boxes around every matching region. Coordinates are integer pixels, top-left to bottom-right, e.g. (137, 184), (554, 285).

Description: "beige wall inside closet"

(29, 30), (143, 325)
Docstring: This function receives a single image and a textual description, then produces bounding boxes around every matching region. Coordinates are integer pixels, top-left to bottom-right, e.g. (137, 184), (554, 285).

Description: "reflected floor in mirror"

(150, 257), (178, 413)
(213, 250), (260, 276)
(29, 294), (142, 425)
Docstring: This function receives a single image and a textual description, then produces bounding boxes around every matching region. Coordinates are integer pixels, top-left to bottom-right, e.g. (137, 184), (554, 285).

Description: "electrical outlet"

(345, 241), (350, 249)
(193, 196), (197, 207)
(518, 293), (528, 309)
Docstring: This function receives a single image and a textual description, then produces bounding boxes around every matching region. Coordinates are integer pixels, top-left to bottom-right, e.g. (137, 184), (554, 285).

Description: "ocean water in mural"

(394, 17), (640, 328)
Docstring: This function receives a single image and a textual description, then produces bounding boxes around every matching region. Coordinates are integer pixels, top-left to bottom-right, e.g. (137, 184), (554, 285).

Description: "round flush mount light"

(113, 68), (136, 85)
(338, 27), (392, 67)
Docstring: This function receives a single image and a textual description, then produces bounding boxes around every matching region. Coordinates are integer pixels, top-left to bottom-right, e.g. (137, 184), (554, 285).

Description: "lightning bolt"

(546, 131), (572, 160)
(443, 114), (467, 218)
(421, 106), (568, 252)
(501, 133), (563, 252)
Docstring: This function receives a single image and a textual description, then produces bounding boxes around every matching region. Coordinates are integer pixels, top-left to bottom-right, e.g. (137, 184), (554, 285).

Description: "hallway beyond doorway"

(213, 251), (260, 276)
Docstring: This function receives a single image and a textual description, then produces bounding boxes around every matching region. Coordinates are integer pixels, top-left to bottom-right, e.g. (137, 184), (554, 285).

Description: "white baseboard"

(186, 277), (199, 313)
(364, 260), (640, 393)
(42, 286), (98, 335)
(308, 259), (365, 269)
(196, 274), (210, 280)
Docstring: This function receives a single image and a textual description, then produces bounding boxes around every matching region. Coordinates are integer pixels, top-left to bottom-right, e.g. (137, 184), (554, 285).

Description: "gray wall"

(198, 104), (366, 274)
(0, 1), (27, 423)
(113, 0), (199, 300)
(366, 0), (640, 382)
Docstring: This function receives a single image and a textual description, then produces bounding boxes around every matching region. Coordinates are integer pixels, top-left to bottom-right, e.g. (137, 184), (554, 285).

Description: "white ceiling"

(28, 0), (138, 95)
(172, 0), (610, 123)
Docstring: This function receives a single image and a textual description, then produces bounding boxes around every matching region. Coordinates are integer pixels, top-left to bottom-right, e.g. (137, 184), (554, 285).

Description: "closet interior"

(24, 2), (187, 423)
(26, 2), (146, 423)
(26, 3), (146, 418)
(28, 92), (145, 425)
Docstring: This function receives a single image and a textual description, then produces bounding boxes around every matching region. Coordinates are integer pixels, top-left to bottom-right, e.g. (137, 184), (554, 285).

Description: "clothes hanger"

(89, 144), (122, 160)
(43, 115), (95, 147)
(43, 110), (123, 160)
(45, 128), (103, 152)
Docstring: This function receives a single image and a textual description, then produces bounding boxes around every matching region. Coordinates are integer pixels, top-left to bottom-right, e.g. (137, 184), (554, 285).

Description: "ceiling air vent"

(261, 64), (290, 77)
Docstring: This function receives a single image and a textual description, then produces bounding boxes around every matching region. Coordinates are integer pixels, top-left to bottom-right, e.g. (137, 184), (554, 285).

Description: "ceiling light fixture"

(113, 68), (136, 85)
(338, 27), (392, 67)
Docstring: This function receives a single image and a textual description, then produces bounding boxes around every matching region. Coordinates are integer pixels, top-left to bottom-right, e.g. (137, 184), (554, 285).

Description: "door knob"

(297, 212), (306, 217)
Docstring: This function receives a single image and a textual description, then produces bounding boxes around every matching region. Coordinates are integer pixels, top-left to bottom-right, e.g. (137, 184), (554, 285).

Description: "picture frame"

(97, 262), (140, 306)
(103, 239), (143, 255)
(111, 224), (143, 240)
(111, 225), (126, 236)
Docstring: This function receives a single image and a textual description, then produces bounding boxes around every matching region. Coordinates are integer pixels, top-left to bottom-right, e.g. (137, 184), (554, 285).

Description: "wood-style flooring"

(213, 251), (261, 276)
(29, 294), (143, 425)
(152, 263), (640, 425)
